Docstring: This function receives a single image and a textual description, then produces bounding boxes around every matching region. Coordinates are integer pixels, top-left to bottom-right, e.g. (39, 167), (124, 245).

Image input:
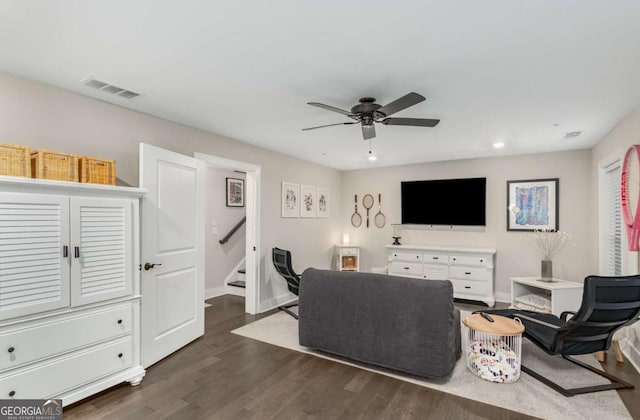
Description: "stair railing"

(219, 216), (246, 245)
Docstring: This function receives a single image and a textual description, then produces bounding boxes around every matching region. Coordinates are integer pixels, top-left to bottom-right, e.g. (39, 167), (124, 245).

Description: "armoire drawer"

(451, 279), (487, 296)
(0, 336), (133, 401)
(448, 266), (487, 282)
(390, 261), (423, 276)
(0, 304), (133, 372)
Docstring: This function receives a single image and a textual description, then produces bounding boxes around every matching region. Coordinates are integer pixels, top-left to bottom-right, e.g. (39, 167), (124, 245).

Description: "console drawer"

(449, 266), (486, 281)
(341, 247), (358, 256)
(389, 252), (423, 262)
(0, 336), (133, 400)
(451, 279), (487, 296)
(449, 254), (491, 267)
(423, 252), (448, 264)
(390, 261), (423, 276)
(0, 304), (133, 372)
(424, 264), (447, 280)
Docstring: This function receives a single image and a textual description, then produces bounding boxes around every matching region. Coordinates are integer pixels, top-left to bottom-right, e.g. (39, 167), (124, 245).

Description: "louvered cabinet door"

(0, 193), (71, 320)
(70, 197), (133, 306)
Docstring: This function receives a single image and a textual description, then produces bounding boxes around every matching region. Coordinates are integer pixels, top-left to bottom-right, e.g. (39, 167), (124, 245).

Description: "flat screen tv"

(401, 177), (486, 226)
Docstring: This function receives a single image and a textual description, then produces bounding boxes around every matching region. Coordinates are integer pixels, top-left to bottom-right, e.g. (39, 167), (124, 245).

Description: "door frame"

(194, 152), (261, 314)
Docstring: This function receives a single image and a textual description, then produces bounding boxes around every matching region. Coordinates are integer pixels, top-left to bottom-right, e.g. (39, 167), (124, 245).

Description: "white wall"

(342, 149), (594, 298)
(204, 167), (246, 295)
(592, 105), (640, 370)
(0, 71), (342, 311)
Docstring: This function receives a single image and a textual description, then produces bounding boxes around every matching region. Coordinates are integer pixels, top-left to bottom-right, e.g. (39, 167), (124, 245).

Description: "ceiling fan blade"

(362, 124), (376, 140)
(376, 92), (426, 117)
(380, 117), (440, 127)
(307, 102), (354, 117)
(302, 122), (358, 131)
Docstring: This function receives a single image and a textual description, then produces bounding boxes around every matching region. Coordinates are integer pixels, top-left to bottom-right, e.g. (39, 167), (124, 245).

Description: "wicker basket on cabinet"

(31, 149), (79, 182)
(79, 156), (116, 185)
(0, 143), (31, 177)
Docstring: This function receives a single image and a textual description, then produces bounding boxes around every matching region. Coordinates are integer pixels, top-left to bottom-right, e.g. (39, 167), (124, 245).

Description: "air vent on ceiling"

(565, 131), (581, 138)
(80, 77), (140, 99)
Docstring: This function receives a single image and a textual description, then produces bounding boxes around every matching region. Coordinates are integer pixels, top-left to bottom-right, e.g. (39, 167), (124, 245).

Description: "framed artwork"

(281, 182), (300, 218)
(317, 188), (329, 218)
(300, 185), (316, 218)
(226, 177), (244, 207)
(507, 178), (559, 231)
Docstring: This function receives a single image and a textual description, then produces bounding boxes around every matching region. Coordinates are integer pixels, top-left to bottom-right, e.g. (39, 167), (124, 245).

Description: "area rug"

(231, 311), (632, 420)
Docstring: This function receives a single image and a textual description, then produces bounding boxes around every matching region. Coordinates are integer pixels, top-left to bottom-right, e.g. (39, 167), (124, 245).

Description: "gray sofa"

(298, 268), (461, 378)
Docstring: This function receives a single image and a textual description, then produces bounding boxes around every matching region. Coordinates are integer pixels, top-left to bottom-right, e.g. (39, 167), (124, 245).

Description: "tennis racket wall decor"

(374, 193), (386, 228)
(351, 194), (362, 227)
(621, 145), (640, 252)
(362, 194), (374, 228)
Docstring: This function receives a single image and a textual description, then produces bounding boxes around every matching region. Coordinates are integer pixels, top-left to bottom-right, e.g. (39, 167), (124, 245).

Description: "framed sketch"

(281, 182), (300, 218)
(226, 177), (244, 207)
(507, 178), (559, 231)
(317, 188), (329, 218)
(300, 185), (316, 218)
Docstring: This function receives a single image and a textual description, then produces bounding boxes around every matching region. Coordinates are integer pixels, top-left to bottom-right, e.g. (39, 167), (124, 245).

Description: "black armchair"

(485, 274), (640, 396)
(272, 247), (301, 319)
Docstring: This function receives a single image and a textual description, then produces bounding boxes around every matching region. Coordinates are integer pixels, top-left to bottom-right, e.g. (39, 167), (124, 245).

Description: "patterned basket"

(0, 143), (31, 177)
(31, 149), (79, 182)
(79, 156), (116, 185)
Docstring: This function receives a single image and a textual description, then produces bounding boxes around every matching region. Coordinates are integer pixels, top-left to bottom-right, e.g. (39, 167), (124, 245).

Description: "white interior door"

(139, 143), (204, 368)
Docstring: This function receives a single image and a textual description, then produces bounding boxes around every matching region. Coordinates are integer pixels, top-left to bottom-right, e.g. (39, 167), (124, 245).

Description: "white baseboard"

(225, 285), (245, 297)
(205, 286), (228, 300)
(259, 292), (296, 313)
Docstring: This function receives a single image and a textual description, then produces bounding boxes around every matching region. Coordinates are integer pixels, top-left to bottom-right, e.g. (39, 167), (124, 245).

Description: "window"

(600, 160), (622, 275)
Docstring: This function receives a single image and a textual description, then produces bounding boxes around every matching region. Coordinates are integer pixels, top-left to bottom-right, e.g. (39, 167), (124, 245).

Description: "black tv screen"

(401, 177), (486, 226)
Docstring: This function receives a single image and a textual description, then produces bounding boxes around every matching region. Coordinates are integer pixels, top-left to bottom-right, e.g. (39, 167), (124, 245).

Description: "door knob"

(144, 262), (162, 271)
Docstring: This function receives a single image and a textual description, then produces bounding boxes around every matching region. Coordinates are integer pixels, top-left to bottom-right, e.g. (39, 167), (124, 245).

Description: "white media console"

(386, 245), (496, 307)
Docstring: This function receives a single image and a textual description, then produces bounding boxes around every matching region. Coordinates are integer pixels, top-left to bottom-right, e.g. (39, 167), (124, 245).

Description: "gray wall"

(0, 71), (342, 310)
(591, 105), (640, 367)
(341, 149), (594, 298)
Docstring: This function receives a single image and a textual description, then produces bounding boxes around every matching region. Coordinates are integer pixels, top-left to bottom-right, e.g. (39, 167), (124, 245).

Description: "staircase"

(227, 268), (246, 288)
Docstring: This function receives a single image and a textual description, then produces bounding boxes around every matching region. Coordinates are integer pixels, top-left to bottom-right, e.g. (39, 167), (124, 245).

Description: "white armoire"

(0, 176), (146, 406)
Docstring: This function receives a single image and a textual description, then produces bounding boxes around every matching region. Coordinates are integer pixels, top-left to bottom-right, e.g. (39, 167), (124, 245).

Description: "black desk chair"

(485, 274), (640, 396)
(272, 247), (301, 319)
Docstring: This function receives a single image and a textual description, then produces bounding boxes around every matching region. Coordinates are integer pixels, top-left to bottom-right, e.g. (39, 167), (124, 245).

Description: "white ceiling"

(1, 1), (640, 170)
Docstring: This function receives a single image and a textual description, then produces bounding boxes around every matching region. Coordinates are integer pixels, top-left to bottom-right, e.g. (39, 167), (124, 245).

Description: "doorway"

(194, 152), (261, 315)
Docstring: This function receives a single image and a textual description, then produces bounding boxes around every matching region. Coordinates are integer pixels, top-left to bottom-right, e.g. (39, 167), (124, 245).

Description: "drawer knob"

(9, 390), (15, 397)
(403, 267), (410, 270)
(117, 319), (123, 324)
(465, 272), (471, 275)
(453, 258), (456, 261)
(8, 347), (14, 353)
(433, 257), (439, 260)
(465, 286), (471, 289)
(118, 353), (124, 358)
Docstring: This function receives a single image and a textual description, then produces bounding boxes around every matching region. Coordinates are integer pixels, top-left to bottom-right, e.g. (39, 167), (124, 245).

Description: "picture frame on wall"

(300, 185), (317, 218)
(226, 177), (244, 207)
(281, 182), (300, 218)
(507, 178), (559, 231)
(317, 188), (329, 218)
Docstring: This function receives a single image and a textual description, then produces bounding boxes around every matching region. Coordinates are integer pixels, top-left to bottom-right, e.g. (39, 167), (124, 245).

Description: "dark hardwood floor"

(64, 295), (639, 419)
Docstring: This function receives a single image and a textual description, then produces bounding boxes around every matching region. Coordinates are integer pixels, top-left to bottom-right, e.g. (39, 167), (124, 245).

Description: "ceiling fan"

(302, 92), (439, 140)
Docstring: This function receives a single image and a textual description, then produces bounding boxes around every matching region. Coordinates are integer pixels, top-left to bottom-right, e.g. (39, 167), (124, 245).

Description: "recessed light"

(565, 131), (581, 138)
(368, 155), (377, 161)
(492, 141), (505, 149)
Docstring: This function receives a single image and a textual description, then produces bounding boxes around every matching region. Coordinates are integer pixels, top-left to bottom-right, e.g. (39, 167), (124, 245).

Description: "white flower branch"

(520, 229), (574, 260)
